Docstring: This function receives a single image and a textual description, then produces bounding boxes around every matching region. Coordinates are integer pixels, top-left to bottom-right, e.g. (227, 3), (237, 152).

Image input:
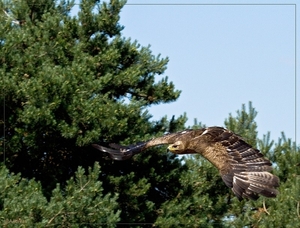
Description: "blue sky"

(73, 1), (298, 144)
(118, 1), (298, 144)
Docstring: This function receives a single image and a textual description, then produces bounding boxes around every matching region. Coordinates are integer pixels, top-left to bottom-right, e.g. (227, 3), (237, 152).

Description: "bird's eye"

(173, 145), (178, 148)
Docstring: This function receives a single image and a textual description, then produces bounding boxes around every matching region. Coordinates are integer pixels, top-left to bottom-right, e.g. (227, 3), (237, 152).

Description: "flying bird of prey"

(92, 126), (279, 200)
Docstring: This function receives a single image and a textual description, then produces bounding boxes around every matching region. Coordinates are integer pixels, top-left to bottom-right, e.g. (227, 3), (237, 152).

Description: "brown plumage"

(92, 126), (279, 200)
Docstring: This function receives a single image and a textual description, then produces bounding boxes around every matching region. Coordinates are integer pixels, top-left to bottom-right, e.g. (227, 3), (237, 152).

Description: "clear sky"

(118, 1), (298, 144)
(73, 1), (298, 144)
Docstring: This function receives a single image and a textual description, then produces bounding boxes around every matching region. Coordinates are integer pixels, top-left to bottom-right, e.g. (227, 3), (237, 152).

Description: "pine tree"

(0, 163), (120, 227)
(0, 0), (184, 225)
(0, 0), (180, 190)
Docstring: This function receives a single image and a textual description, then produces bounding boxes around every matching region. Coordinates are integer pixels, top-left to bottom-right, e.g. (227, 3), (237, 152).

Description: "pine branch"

(2, 9), (20, 25)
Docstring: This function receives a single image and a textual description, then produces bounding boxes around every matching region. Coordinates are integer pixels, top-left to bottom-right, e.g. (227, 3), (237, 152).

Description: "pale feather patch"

(233, 176), (237, 184)
(201, 128), (209, 135)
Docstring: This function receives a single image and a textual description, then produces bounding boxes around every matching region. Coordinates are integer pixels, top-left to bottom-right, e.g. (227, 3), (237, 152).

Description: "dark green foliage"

(0, 163), (120, 227)
(155, 157), (231, 228)
(224, 101), (258, 146)
(0, 0), (183, 225)
(0, 0), (180, 194)
(44, 163), (120, 227)
(0, 167), (48, 226)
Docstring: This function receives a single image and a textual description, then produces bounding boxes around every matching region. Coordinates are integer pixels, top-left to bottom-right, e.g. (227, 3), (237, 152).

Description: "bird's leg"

(263, 199), (270, 215)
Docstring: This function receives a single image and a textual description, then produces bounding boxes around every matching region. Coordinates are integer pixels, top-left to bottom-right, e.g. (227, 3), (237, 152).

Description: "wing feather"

(193, 127), (279, 200)
(91, 144), (133, 160)
(92, 130), (195, 160)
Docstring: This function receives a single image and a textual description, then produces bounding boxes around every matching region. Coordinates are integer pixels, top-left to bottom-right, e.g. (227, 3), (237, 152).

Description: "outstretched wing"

(92, 127), (279, 200)
(195, 127), (279, 200)
(92, 130), (192, 160)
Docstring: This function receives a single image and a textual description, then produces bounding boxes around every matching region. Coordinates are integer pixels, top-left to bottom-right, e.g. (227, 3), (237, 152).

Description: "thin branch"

(79, 180), (90, 192)
(2, 9), (20, 25)
(46, 209), (63, 226)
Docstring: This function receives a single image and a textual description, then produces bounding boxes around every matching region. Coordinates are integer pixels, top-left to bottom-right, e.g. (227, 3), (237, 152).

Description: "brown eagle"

(92, 126), (279, 200)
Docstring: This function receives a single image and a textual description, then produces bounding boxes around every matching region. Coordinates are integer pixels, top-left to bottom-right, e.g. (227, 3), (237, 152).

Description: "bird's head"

(167, 141), (185, 154)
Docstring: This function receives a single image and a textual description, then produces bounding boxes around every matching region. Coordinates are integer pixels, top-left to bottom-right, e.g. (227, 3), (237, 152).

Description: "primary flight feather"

(92, 126), (279, 200)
